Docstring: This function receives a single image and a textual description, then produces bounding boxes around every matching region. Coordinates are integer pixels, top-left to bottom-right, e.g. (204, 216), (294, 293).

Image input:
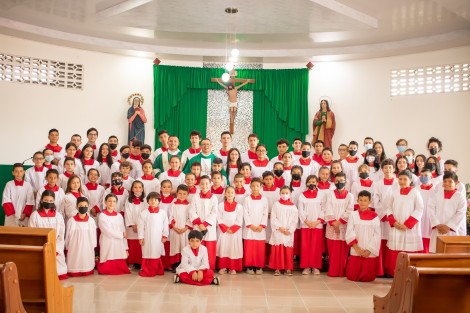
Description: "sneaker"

(173, 275), (180, 284)
(218, 268), (227, 275)
(313, 268), (321, 275)
(212, 277), (220, 285)
(274, 270), (281, 276)
(255, 268), (263, 275)
(286, 270), (293, 276)
(302, 268), (311, 275)
(229, 270), (237, 275)
(246, 268), (255, 275)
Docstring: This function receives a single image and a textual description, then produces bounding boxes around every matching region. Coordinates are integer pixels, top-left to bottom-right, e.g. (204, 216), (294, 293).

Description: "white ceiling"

(0, 0), (469, 62)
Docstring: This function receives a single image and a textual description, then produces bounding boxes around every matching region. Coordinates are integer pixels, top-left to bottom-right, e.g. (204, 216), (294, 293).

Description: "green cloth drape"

(154, 65), (309, 153)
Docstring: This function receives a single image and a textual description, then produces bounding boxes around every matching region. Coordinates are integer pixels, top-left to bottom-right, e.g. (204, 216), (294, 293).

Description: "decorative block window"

(0, 53), (83, 89)
(391, 63), (469, 96)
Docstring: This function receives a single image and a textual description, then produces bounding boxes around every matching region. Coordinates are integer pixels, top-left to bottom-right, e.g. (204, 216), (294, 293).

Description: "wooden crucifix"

(211, 70), (255, 134)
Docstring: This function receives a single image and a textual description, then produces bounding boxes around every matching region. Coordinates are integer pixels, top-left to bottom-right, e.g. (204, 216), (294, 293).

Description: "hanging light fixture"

(221, 7), (239, 81)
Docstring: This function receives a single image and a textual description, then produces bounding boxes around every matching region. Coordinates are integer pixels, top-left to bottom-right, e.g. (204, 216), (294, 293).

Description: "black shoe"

(211, 277), (220, 285)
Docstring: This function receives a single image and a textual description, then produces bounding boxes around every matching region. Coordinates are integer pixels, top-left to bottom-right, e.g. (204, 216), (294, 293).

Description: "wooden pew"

(373, 253), (470, 313)
(436, 236), (470, 253)
(403, 266), (470, 313)
(0, 227), (73, 313)
(0, 262), (26, 313)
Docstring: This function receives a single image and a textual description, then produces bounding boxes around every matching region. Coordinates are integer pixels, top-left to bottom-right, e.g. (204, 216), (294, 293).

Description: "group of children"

(1, 128), (467, 286)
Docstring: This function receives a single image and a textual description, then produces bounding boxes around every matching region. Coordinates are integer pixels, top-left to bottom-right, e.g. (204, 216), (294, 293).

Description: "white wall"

(1, 34), (469, 182)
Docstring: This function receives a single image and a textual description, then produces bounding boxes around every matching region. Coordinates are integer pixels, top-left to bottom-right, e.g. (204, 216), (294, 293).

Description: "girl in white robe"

(29, 190), (67, 279)
(140, 160), (161, 195)
(210, 172), (225, 203)
(290, 165), (304, 257)
(416, 169), (436, 253)
(159, 179), (175, 269)
(168, 185), (192, 267)
(65, 196), (97, 276)
(233, 174), (250, 205)
(97, 193), (130, 275)
(138, 192), (169, 277)
(125, 180), (147, 267)
(250, 144), (273, 179)
(216, 186), (243, 274)
(97, 143), (113, 189)
(260, 172), (280, 263)
(159, 156), (185, 194)
(80, 144), (100, 184)
(58, 157), (82, 191)
(61, 175), (86, 222)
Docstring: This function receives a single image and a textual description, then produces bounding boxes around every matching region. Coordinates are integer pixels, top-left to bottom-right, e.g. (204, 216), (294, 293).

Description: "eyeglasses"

(256, 150), (267, 153)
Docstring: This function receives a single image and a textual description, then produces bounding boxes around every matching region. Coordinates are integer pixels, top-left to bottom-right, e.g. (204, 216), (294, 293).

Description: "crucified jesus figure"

(212, 70), (255, 134)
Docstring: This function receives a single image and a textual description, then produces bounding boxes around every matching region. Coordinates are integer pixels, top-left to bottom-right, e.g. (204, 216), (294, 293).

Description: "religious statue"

(312, 97), (336, 149)
(212, 70), (255, 134)
(127, 93), (147, 144)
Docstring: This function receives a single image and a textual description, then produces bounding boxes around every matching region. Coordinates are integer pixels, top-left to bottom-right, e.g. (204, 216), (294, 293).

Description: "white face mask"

(45, 155), (54, 162)
(280, 194), (290, 201)
(364, 144), (373, 151)
(366, 156), (376, 163)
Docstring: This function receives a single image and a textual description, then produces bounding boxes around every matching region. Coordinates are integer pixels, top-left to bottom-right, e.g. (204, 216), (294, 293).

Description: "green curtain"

(154, 65), (309, 154)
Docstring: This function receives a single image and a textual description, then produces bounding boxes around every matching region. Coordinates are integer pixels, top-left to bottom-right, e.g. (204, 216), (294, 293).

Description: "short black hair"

(146, 191), (161, 202)
(190, 130), (202, 138)
(48, 128), (59, 135)
(358, 190), (371, 200)
(188, 230), (203, 241)
(158, 130), (169, 136)
(87, 127), (98, 136)
(177, 184), (189, 193)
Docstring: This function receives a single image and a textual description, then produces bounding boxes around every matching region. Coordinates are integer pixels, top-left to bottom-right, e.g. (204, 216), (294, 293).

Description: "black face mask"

(292, 173), (301, 181)
(425, 163), (436, 172)
(109, 144), (118, 150)
(112, 179), (123, 186)
(359, 172), (369, 180)
(122, 153), (130, 159)
(42, 202), (55, 210)
(301, 151), (310, 158)
(273, 169), (284, 177)
(307, 184), (316, 190)
(141, 153), (150, 160)
(78, 206), (88, 214)
(335, 182), (346, 190)
(429, 147), (438, 155)
(349, 149), (357, 156)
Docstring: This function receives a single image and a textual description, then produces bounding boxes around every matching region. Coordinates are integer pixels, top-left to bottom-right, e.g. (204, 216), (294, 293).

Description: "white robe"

(386, 188), (424, 252)
(269, 201), (299, 247)
(139, 177), (161, 195)
(124, 201), (147, 240)
(216, 202), (243, 259)
(429, 190), (467, 253)
(159, 171), (185, 191)
(350, 180), (377, 208)
(417, 184), (436, 239)
(103, 187), (129, 213)
(127, 158), (143, 179)
(260, 188), (280, 242)
(168, 201), (192, 257)
(345, 210), (381, 257)
(176, 245), (210, 274)
(82, 183), (106, 225)
(58, 158), (84, 180)
(122, 176), (135, 192)
(35, 186), (65, 211)
(367, 166), (384, 182)
(243, 195), (269, 241)
(138, 208), (169, 258)
(294, 158), (320, 181)
(234, 188), (249, 206)
(98, 163), (112, 187)
(324, 190), (354, 240)
(2, 180), (34, 226)
(82, 160), (99, 184)
(189, 193), (218, 241)
(373, 179), (398, 241)
(250, 160), (274, 179)
(60, 193), (84, 222)
(341, 157), (364, 184)
(298, 190), (326, 229)
(214, 150), (229, 166)
(98, 211), (128, 262)
(181, 149), (201, 168)
(65, 215), (97, 273)
(29, 210), (67, 275)
(24, 167), (47, 193)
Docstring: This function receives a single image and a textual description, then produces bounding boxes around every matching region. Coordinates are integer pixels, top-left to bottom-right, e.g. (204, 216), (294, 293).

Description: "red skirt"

(58, 274), (69, 280)
(293, 229), (301, 256)
(98, 259), (131, 275)
(68, 269), (94, 277)
(202, 240), (217, 270)
(346, 256), (378, 282)
(422, 238), (430, 254)
(265, 242), (271, 265)
(127, 239), (142, 264)
(139, 258), (164, 277)
(268, 245), (294, 270)
(326, 239), (348, 277)
(179, 269), (214, 286)
(244, 239), (266, 268)
(300, 228), (323, 269)
(217, 257), (242, 271)
(377, 239), (387, 276)
(161, 241), (172, 269)
(170, 253), (181, 265)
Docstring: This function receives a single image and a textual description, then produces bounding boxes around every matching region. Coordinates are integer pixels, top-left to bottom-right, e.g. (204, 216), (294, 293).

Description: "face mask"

(335, 182), (346, 190)
(78, 206), (88, 214)
(42, 202), (55, 210)
(301, 151), (310, 158)
(397, 146), (406, 154)
(45, 155), (54, 162)
(405, 155), (413, 164)
(122, 153), (130, 159)
(429, 147), (438, 155)
(141, 153), (150, 160)
(109, 144), (118, 150)
(307, 184), (316, 190)
(112, 179), (123, 186)
(364, 144), (373, 151)
(359, 172), (369, 180)
(425, 163), (436, 172)
(292, 173), (301, 181)
(273, 169), (284, 177)
(280, 194), (290, 201)
(348, 149), (357, 156)
(366, 156), (375, 163)
(419, 176), (431, 185)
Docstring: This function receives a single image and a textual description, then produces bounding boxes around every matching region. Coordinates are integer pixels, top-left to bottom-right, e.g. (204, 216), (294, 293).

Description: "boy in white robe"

(210, 171), (225, 203)
(169, 185), (192, 269)
(294, 142), (320, 179)
(25, 151), (47, 197)
(184, 173), (199, 203)
(35, 169), (65, 211)
(233, 174), (250, 206)
(260, 171), (280, 262)
(341, 141), (364, 184)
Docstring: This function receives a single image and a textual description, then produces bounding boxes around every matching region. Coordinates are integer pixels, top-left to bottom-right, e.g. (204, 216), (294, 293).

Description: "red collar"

(229, 163), (238, 168)
(400, 186), (413, 195)
(263, 185), (277, 191)
(37, 209), (56, 217)
(46, 144), (62, 153)
(318, 181), (331, 190)
(250, 194), (262, 200)
(360, 179), (373, 187)
(141, 174), (154, 180)
(274, 176), (285, 188)
(284, 166), (292, 170)
(358, 209), (377, 220)
(279, 199), (294, 205)
(235, 187), (246, 194)
(122, 175), (129, 180)
(44, 164), (52, 169)
(44, 184), (59, 192)
(191, 247), (199, 256)
(167, 169), (182, 177)
(303, 189), (318, 198)
(149, 206), (160, 213)
(211, 186), (224, 194)
(345, 156), (359, 163)
(420, 184), (433, 190)
(73, 214), (89, 222)
(129, 154), (141, 161)
(188, 186), (197, 194)
(432, 172), (437, 178)
(383, 178), (394, 185)
(244, 177), (251, 185)
(299, 158), (311, 165)
(133, 198), (141, 205)
(174, 199), (189, 205)
(70, 191), (81, 198)
(253, 159), (269, 167)
(111, 187), (125, 195)
(90, 144), (97, 150)
(34, 166), (45, 172)
(293, 151), (302, 155)
(103, 209), (117, 216)
(444, 189), (457, 199)
(101, 158), (108, 163)
(320, 160), (332, 166)
(219, 149), (229, 156)
(247, 150), (257, 160)
(291, 180), (301, 187)
(111, 150), (118, 157)
(334, 189), (348, 199)
(161, 146), (169, 152)
(224, 201), (238, 212)
(74, 150), (81, 158)
(83, 158), (94, 166)
(64, 171), (73, 178)
(199, 191), (213, 199)
(160, 194), (175, 203)
(85, 182), (98, 190)
(189, 147), (202, 154)
(312, 154), (323, 163)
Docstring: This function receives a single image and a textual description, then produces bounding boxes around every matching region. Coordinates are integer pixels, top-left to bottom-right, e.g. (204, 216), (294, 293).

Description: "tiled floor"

(65, 270), (392, 313)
